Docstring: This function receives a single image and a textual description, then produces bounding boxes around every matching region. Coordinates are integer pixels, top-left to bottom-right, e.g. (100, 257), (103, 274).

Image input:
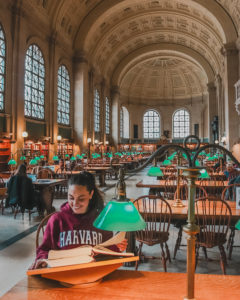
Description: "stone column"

(111, 86), (120, 150)
(215, 75), (225, 140)
(73, 55), (89, 151)
(222, 42), (239, 149)
(207, 82), (217, 143)
(88, 68), (94, 144)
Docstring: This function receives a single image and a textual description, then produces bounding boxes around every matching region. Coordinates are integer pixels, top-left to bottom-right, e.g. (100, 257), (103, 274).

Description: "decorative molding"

(234, 79), (240, 115)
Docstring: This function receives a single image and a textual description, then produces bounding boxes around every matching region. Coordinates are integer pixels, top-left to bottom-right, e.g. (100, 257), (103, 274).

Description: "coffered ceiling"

(20, 0), (239, 102)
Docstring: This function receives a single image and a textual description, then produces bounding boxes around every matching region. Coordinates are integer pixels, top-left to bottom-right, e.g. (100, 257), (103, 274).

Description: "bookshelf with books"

(0, 138), (11, 171)
(23, 140), (49, 159)
(57, 142), (73, 157)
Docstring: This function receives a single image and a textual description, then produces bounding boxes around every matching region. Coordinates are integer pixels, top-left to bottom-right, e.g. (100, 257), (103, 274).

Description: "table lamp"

(162, 159), (171, 166)
(147, 166), (163, 177)
(94, 167), (146, 231)
(29, 158), (38, 165)
(199, 169), (210, 179)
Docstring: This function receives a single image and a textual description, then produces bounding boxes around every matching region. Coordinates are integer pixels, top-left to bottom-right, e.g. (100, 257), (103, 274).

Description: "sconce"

(221, 136), (227, 146)
(105, 141), (109, 145)
(95, 139), (99, 144)
(87, 138), (92, 144)
(22, 131), (28, 139)
(57, 135), (62, 142)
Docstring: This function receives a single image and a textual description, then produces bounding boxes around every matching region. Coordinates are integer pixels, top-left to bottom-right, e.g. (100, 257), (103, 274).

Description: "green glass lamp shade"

(93, 200), (146, 231)
(162, 159), (171, 166)
(147, 166), (163, 177)
(199, 151), (206, 156)
(70, 156), (76, 161)
(199, 169), (210, 179)
(29, 158), (38, 165)
(195, 159), (200, 167)
(52, 155), (59, 161)
(8, 159), (17, 165)
(207, 156), (215, 161)
(235, 219), (240, 230)
(40, 155), (45, 159)
(20, 156), (26, 161)
(35, 156), (40, 161)
(76, 154), (82, 159)
(65, 154), (70, 159)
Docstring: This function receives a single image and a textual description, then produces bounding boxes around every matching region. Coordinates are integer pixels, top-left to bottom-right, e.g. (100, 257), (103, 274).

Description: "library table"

(1, 270), (239, 300)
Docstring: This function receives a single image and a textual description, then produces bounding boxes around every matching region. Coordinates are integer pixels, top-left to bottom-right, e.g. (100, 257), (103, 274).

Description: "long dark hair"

(68, 171), (104, 212)
(15, 164), (27, 176)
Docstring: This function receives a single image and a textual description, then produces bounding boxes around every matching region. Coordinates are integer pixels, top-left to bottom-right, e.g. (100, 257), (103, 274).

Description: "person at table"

(31, 171), (127, 269)
(6, 164), (36, 212)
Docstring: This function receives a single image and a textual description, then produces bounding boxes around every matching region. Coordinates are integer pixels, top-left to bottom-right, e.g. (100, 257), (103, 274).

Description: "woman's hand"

(116, 238), (128, 252)
(29, 259), (47, 270)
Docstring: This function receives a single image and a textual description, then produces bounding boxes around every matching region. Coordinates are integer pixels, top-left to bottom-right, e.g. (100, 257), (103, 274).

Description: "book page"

(46, 255), (94, 267)
(93, 245), (133, 257)
(48, 245), (92, 260)
(98, 231), (126, 247)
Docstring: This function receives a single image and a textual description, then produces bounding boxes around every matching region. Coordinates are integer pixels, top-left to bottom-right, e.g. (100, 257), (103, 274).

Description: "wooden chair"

(55, 168), (69, 198)
(37, 168), (54, 179)
(36, 212), (56, 249)
(195, 197), (231, 274)
(133, 195), (172, 272)
(173, 185), (208, 258)
(73, 164), (84, 171)
(221, 183), (240, 259)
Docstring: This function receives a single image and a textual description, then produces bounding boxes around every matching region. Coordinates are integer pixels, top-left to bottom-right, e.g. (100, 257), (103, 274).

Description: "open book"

(41, 232), (133, 268)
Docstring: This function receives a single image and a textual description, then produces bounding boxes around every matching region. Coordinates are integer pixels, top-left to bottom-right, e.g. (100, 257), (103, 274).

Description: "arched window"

(120, 106), (129, 139)
(173, 109), (190, 138)
(0, 24), (6, 111)
(57, 65), (70, 125)
(24, 44), (45, 119)
(94, 89), (100, 132)
(143, 110), (160, 139)
(105, 97), (110, 134)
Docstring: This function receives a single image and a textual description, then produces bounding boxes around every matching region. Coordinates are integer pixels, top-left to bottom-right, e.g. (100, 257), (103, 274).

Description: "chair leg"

(195, 244), (200, 271)
(165, 242), (171, 263)
(202, 246), (208, 260)
(160, 243), (167, 272)
(173, 226), (183, 259)
(227, 227), (235, 260)
(135, 242), (143, 271)
(219, 245), (227, 275)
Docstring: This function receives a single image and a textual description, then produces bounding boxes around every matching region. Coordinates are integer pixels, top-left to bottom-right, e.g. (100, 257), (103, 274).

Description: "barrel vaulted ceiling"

(21, 0), (239, 102)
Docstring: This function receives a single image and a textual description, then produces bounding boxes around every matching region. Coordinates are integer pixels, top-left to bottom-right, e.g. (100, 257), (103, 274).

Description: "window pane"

(143, 110), (160, 139)
(57, 65), (71, 125)
(173, 109), (190, 138)
(0, 24), (5, 111)
(24, 44), (45, 119)
(94, 90), (100, 132)
(105, 97), (110, 134)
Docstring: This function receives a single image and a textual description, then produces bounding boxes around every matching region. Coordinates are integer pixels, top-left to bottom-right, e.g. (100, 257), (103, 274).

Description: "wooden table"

(84, 166), (111, 187)
(1, 270), (239, 300)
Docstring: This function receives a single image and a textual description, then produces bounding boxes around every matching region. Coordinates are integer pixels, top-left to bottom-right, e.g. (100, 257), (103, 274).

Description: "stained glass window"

(105, 97), (110, 134)
(57, 65), (70, 125)
(24, 44), (45, 119)
(0, 24), (6, 111)
(173, 109), (190, 138)
(94, 89), (100, 132)
(143, 110), (160, 139)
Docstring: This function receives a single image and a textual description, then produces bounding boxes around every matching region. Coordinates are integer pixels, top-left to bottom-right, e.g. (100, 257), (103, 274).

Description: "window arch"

(120, 106), (129, 139)
(173, 109), (190, 138)
(24, 44), (45, 119)
(57, 65), (70, 125)
(143, 110), (160, 139)
(94, 89), (100, 132)
(105, 97), (110, 134)
(0, 23), (6, 111)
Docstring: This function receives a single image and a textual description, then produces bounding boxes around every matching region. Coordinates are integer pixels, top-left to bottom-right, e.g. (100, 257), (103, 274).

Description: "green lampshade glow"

(199, 169), (210, 179)
(235, 219), (240, 230)
(93, 200), (146, 231)
(29, 158), (38, 165)
(65, 154), (70, 158)
(76, 154), (82, 159)
(20, 156), (26, 161)
(8, 159), (17, 165)
(70, 156), (76, 161)
(52, 155), (59, 161)
(195, 159), (200, 167)
(40, 155), (45, 159)
(147, 166), (163, 177)
(35, 156), (40, 161)
(162, 159), (172, 166)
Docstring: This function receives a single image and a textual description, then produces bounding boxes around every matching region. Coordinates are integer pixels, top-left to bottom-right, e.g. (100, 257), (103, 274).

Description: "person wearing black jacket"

(6, 164), (36, 212)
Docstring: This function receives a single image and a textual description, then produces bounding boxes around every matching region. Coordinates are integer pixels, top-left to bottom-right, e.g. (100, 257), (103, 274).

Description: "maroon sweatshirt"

(36, 202), (119, 260)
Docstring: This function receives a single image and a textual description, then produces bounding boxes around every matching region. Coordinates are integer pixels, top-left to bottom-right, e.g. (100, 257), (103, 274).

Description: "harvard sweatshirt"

(36, 202), (119, 260)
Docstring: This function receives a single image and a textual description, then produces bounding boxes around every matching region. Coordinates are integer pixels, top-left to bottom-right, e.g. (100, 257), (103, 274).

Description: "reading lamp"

(93, 167), (146, 231)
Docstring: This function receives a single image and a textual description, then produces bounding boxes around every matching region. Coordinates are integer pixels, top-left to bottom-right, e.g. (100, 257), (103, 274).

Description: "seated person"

(6, 164), (36, 212)
(224, 163), (240, 181)
(31, 171), (127, 269)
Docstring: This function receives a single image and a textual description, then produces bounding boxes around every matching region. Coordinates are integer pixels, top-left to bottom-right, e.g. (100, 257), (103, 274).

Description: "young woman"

(32, 171), (127, 269)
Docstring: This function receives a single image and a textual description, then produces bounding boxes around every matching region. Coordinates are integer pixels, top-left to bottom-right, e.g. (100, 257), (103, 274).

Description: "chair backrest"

(37, 168), (54, 179)
(174, 185), (208, 201)
(198, 178), (225, 198)
(221, 183), (240, 202)
(134, 195), (172, 244)
(195, 197), (231, 245)
(35, 212), (56, 249)
(73, 164), (84, 171)
(0, 176), (5, 188)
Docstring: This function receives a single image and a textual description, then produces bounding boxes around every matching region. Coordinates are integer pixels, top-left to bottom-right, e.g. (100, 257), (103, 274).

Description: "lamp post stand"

(181, 167), (200, 300)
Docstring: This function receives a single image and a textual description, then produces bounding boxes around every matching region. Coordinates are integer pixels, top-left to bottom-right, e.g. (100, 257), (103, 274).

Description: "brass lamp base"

(172, 199), (185, 208)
